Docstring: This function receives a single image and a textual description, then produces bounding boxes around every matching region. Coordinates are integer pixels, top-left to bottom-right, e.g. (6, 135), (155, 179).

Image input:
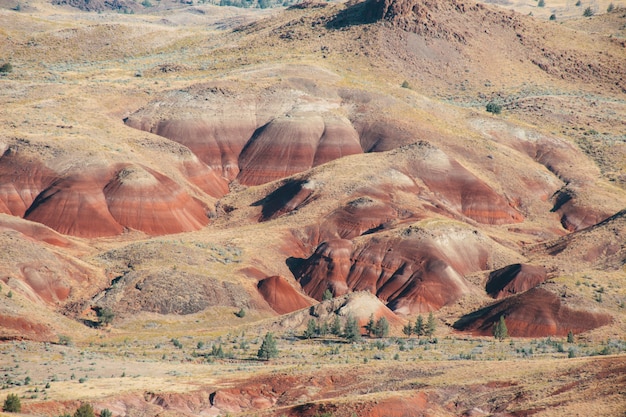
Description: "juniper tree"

(492, 316), (509, 341)
(3, 393), (21, 412)
(343, 315), (361, 342)
(257, 332), (279, 361)
(374, 317), (389, 338)
(415, 315), (425, 337)
(425, 312), (436, 338)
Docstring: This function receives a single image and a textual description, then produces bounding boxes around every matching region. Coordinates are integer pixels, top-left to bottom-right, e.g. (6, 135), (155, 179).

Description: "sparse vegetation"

(401, 80), (411, 89)
(537, 0), (545, 7)
(549, 13), (556, 20)
(322, 289), (333, 301)
(0, 62), (12, 73)
(606, 2), (614, 12)
(235, 308), (246, 318)
(583, 6), (594, 16)
(96, 308), (115, 327)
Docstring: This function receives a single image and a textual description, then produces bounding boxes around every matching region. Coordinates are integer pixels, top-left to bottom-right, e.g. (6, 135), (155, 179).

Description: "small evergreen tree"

(607, 2), (614, 12)
(374, 316), (389, 338)
(583, 6), (593, 16)
(3, 393), (21, 412)
(211, 343), (224, 358)
(322, 289), (333, 301)
(402, 322), (413, 337)
(343, 315), (361, 342)
(537, 0), (545, 7)
(317, 320), (329, 336)
(330, 315), (342, 336)
(364, 314), (376, 337)
(74, 403), (95, 417)
(100, 409), (113, 417)
(303, 318), (317, 339)
(415, 315), (425, 337)
(567, 330), (574, 343)
(492, 316), (509, 341)
(235, 308), (246, 318)
(425, 312), (436, 338)
(257, 332), (278, 361)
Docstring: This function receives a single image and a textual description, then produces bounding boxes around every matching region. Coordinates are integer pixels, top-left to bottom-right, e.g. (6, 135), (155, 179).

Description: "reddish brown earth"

(294, 229), (494, 314)
(103, 164), (210, 235)
(485, 264), (547, 299)
(0, 316), (55, 341)
(0, 147), (56, 217)
(257, 275), (313, 314)
(453, 287), (613, 337)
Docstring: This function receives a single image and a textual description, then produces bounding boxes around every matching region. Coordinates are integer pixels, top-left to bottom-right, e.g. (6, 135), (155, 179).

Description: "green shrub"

(538, 0), (545, 7)
(3, 393), (21, 412)
(73, 403), (95, 417)
(401, 80), (411, 89)
(607, 2), (614, 12)
(583, 6), (593, 16)
(549, 13), (556, 20)
(486, 102), (502, 114)
(0, 63), (12, 73)
(100, 409), (113, 417)
(234, 308), (246, 318)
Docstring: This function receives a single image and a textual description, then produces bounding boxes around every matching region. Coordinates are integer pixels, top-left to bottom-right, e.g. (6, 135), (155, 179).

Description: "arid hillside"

(0, 0), (625, 414)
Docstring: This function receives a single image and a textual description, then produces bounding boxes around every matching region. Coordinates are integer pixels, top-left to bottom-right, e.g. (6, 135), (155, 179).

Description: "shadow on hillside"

(325, 0), (380, 29)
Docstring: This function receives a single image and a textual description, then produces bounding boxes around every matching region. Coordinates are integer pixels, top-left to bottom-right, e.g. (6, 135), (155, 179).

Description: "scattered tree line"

(402, 312), (436, 338)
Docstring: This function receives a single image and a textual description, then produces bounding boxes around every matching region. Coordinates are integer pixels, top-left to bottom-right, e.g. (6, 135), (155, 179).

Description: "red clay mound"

(104, 164), (209, 235)
(0, 148), (55, 217)
(295, 232), (479, 314)
(254, 179), (317, 222)
(315, 196), (405, 241)
(400, 143), (523, 225)
(0, 214), (73, 247)
(237, 115), (362, 186)
(179, 156), (230, 198)
(485, 263), (547, 299)
(257, 275), (313, 314)
(453, 287), (612, 337)
(0, 315), (55, 341)
(25, 170), (125, 238)
(550, 188), (611, 232)
(148, 118), (254, 180)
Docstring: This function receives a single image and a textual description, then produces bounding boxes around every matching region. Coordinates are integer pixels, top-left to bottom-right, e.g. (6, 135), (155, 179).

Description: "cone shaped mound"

(25, 171), (125, 238)
(257, 275), (313, 315)
(453, 287), (612, 337)
(104, 164), (209, 235)
(486, 263), (547, 299)
(237, 115), (363, 186)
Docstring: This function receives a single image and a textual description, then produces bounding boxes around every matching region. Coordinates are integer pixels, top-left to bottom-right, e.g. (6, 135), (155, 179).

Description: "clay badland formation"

(0, 0), (625, 414)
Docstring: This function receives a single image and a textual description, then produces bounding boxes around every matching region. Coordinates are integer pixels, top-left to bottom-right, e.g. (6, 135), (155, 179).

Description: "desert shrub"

(0, 63), (12, 73)
(3, 393), (21, 412)
(538, 0), (545, 7)
(171, 338), (183, 349)
(100, 409), (112, 417)
(549, 13), (556, 19)
(59, 335), (72, 346)
(583, 6), (593, 16)
(486, 102), (502, 114)
(567, 330), (575, 343)
(322, 289), (333, 301)
(575, 0), (581, 5)
(74, 403), (95, 417)
(607, 2), (614, 11)
(234, 308), (246, 318)
(97, 308), (114, 326)
(401, 80), (410, 89)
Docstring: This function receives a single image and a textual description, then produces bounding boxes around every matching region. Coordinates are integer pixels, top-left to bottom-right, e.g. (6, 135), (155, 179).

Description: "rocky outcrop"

(453, 287), (612, 337)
